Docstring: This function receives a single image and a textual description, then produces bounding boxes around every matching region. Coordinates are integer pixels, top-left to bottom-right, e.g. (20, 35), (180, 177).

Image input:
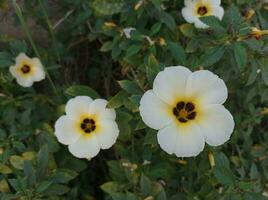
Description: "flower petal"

(68, 134), (100, 159)
(197, 104), (234, 146)
(89, 99), (116, 120)
(54, 115), (81, 145)
(186, 70), (228, 105)
(207, 0), (221, 6)
(211, 6), (224, 20)
(15, 53), (29, 64)
(194, 19), (209, 29)
(32, 58), (46, 81)
(157, 122), (205, 157)
(65, 96), (93, 120)
(96, 120), (119, 149)
(139, 90), (173, 130)
(153, 66), (192, 105)
(182, 7), (197, 23)
(16, 76), (34, 87)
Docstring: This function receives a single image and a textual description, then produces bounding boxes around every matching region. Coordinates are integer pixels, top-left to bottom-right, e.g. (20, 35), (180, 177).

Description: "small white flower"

(123, 27), (136, 39)
(54, 96), (119, 159)
(139, 66), (234, 157)
(9, 53), (46, 87)
(182, 0), (224, 29)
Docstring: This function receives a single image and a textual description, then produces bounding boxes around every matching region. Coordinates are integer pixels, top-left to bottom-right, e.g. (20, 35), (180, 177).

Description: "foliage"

(0, 0), (268, 199)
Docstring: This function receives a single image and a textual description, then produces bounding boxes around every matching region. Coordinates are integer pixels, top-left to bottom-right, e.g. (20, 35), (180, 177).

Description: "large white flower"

(182, 0), (224, 29)
(9, 53), (45, 87)
(139, 66), (234, 157)
(54, 96), (119, 159)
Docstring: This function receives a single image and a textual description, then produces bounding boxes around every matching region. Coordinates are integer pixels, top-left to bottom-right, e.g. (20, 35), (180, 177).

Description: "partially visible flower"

(139, 66), (234, 157)
(54, 96), (119, 159)
(9, 53), (45, 87)
(244, 9), (255, 21)
(182, 0), (224, 29)
(122, 27), (136, 39)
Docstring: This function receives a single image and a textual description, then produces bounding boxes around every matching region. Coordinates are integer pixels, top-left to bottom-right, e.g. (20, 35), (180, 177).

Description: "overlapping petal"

(97, 120), (119, 149)
(65, 96), (93, 120)
(139, 90), (173, 130)
(153, 66), (192, 105)
(197, 104), (234, 146)
(89, 99), (116, 120)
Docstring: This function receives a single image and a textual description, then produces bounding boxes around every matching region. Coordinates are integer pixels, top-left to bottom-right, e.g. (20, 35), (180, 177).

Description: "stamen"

(187, 112), (196, 120)
(185, 103), (195, 112)
(21, 65), (31, 74)
(178, 117), (188, 123)
(80, 118), (96, 133)
(83, 118), (90, 123)
(173, 108), (179, 116)
(176, 102), (185, 110)
(198, 6), (208, 16)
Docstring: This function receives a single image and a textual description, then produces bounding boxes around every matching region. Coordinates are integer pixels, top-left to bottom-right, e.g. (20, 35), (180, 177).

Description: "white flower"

(139, 66), (234, 157)
(182, 0), (224, 29)
(9, 53), (45, 87)
(123, 27), (136, 39)
(54, 96), (119, 159)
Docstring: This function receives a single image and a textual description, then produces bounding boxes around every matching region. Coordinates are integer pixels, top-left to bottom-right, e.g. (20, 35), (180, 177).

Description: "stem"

(12, 0), (58, 95)
(37, 0), (60, 62)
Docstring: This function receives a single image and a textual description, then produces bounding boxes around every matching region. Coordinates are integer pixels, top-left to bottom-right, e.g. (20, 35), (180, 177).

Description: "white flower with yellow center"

(139, 66), (234, 157)
(182, 0), (224, 29)
(54, 96), (119, 159)
(9, 53), (45, 87)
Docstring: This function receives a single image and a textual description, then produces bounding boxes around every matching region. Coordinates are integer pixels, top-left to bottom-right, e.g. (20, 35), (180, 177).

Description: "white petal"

(139, 90), (173, 130)
(89, 99), (116, 120)
(182, 7), (197, 24)
(54, 115), (81, 145)
(16, 76), (34, 87)
(15, 53), (29, 64)
(153, 66), (192, 105)
(184, 0), (195, 8)
(96, 120), (119, 149)
(186, 70), (228, 105)
(32, 58), (46, 81)
(157, 123), (178, 155)
(194, 19), (209, 29)
(206, 0), (221, 6)
(68, 134), (100, 159)
(9, 65), (17, 77)
(157, 122), (205, 157)
(211, 6), (224, 20)
(65, 96), (93, 120)
(197, 104), (234, 146)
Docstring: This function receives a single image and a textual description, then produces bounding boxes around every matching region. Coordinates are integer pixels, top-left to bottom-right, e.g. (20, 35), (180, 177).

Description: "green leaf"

(9, 40), (27, 55)
(100, 41), (114, 52)
(140, 174), (151, 196)
(200, 16), (226, 32)
(224, 4), (243, 29)
(37, 145), (49, 178)
(65, 85), (100, 99)
(0, 52), (13, 68)
(201, 46), (226, 67)
(44, 184), (69, 196)
(118, 80), (142, 94)
(36, 181), (53, 193)
(259, 58), (268, 86)
(9, 155), (24, 170)
(100, 181), (119, 194)
(233, 43), (247, 70)
(108, 91), (129, 108)
(92, 0), (124, 15)
(49, 169), (78, 184)
(167, 41), (187, 65)
(153, 10), (176, 30)
(126, 44), (142, 57)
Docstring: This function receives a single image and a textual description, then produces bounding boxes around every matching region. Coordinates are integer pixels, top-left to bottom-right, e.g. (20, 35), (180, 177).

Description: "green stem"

(12, 0), (58, 95)
(37, 0), (60, 62)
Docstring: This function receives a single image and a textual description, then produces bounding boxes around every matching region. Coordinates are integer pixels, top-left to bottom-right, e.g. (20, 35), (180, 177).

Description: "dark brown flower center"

(21, 65), (31, 74)
(80, 118), (96, 133)
(173, 101), (197, 123)
(197, 6), (208, 16)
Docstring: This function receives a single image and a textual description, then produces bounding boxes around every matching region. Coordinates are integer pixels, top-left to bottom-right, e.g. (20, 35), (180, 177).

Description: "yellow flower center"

(173, 101), (197, 123)
(197, 6), (208, 16)
(21, 64), (31, 74)
(80, 118), (96, 134)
